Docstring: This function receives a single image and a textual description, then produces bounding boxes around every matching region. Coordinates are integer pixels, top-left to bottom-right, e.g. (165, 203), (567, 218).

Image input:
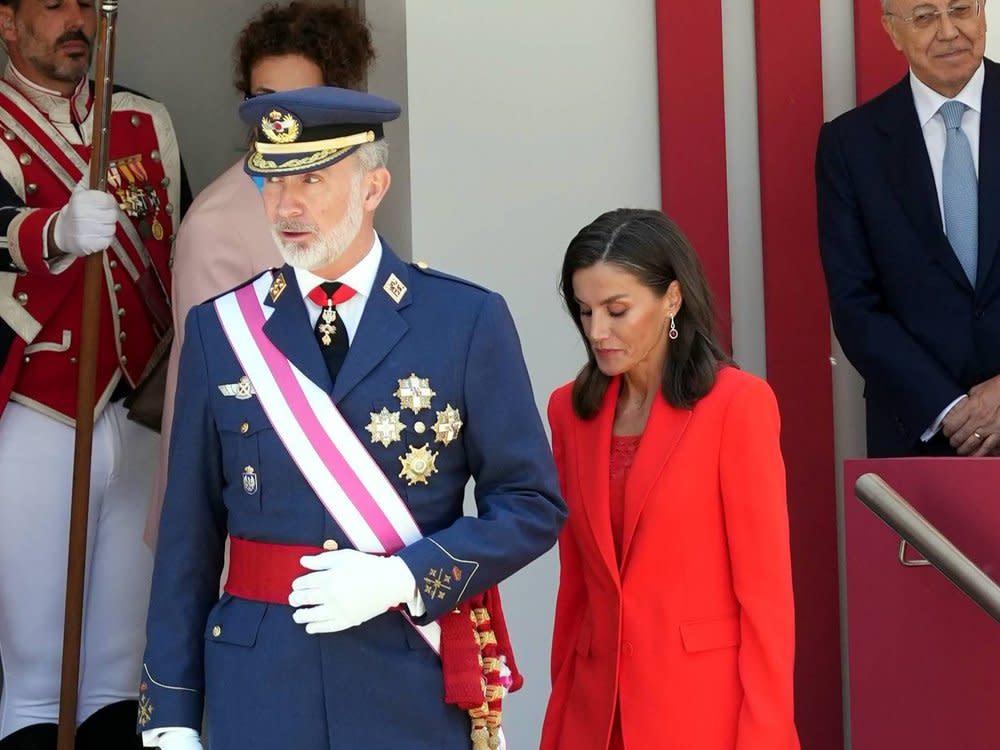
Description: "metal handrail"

(854, 472), (1000, 625)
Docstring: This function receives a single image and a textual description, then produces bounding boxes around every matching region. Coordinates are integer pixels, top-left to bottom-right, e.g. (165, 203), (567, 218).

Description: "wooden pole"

(57, 3), (119, 748)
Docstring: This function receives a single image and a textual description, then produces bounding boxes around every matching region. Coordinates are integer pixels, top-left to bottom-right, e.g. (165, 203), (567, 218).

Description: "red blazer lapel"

(573, 377), (620, 580)
(620, 394), (691, 567)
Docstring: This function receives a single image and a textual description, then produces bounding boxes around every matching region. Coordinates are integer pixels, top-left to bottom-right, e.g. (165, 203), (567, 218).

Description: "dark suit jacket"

(816, 59), (1000, 457)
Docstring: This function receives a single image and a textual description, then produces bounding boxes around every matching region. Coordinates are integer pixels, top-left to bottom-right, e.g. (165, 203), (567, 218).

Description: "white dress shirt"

(293, 234), (383, 340)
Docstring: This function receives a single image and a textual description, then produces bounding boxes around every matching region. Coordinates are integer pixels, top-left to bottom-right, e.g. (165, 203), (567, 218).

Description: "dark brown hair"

(560, 208), (731, 419)
(233, 2), (374, 96)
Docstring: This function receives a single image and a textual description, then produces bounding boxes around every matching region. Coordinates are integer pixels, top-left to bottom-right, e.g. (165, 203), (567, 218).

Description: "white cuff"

(392, 556), (426, 617)
(141, 726), (199, 747)
(922, 394), (967, 442)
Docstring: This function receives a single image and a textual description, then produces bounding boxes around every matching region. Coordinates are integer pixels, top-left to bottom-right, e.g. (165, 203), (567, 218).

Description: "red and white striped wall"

(653, 2), (927, 747)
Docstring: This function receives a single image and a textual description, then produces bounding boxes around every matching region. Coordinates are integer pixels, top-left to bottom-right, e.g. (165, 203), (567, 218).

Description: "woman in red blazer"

(540, 209), (799, 750)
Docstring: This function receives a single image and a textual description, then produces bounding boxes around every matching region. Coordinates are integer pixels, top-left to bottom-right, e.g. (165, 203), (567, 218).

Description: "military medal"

(242, 466), (259, 495)
(151, 217), (165, 241)
(432, 404), (463, 446)
(366, 407), (406, 448)
(399, 444), (438, 486)
(394, 373), (435, 414)
(218, 375), (256, 400)
(318, 304), (337, 346)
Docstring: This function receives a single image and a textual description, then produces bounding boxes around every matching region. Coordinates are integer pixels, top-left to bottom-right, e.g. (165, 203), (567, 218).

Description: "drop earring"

(668, 314), (678, 340)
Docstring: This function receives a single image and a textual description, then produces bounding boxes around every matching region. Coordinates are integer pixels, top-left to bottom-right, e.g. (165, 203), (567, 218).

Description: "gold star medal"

(432, 404), (463, 446)
(399, 444), (439, 486)
(394, 373), (436, 414)
(366, 408), (406, 448)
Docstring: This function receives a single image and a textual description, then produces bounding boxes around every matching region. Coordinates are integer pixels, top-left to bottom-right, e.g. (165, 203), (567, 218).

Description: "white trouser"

(0, 401), (157, 739)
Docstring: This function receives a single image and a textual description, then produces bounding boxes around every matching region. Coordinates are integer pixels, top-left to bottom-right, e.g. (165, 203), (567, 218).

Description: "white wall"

(384, 1), (662, 746)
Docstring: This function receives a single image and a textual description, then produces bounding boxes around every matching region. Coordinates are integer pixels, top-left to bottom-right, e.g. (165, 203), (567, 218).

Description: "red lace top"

(609, 435), (641, 563)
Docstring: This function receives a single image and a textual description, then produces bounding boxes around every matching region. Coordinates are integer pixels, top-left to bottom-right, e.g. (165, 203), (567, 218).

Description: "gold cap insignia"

(218, 375), (256, 400)
(399, 444), (439, 486)
(395, 373), (436, 414)
(383, 273), (407, 304)
(432, 404), (463, 446)
(366, 407), (406, 448)
(261, 109), (302, 144)
(269, 272), (287, 302)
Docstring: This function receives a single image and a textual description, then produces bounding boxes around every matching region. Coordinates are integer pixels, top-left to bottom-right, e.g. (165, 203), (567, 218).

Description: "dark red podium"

(843, 458), (1000, 749)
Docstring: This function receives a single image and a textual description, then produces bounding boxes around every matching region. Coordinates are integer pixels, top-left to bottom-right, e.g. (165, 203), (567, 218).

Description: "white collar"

(3, 61), (90, 125)
(293, 233), (383, 304)
(910, 60), (985, 128)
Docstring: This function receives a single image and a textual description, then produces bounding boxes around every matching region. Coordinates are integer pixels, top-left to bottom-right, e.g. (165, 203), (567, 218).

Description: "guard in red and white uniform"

(0, 2), (189, 748)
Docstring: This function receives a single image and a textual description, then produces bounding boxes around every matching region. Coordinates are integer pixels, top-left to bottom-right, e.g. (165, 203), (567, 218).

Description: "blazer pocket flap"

(679, 614), (741, 653)
(204, 597), (267, 647)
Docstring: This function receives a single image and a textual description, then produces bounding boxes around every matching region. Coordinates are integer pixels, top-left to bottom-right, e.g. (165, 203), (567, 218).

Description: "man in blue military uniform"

(139, 86), (566, 750)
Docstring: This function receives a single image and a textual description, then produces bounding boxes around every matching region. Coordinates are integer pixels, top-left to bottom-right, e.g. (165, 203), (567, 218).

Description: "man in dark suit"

(817, 0), (1000, 457)
(138, 86), (566, 750)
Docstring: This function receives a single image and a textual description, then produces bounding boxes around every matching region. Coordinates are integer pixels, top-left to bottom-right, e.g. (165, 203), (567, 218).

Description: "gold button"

(109, 259), (117, 269)
(113, 282), (122, 292)
(119, 331), (127, 341)
(323, 539), (339, 551)
(23, 356), (29, 363)
(117, 308), (125, 317)
(16, 292), (27, 304)
(165, 203), (174, 215)
(416, 261), (429, 269)
(120, 355), (128, 365)
(414, 421), (426, 434)
(240, 421), (250, 434)
(25, 183), (36, 195)
(161, 177), (171, 188)
(151, 150), (161, 162)
(131, 115), (141, 127)
(2, 130), (14, 141)
(70, 357), (78, 364)
(211, 625), (222, 638)
(18, 153), (30, 166)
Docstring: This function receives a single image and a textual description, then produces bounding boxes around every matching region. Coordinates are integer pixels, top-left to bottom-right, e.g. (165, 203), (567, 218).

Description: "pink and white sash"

(214, 274), (441, 651)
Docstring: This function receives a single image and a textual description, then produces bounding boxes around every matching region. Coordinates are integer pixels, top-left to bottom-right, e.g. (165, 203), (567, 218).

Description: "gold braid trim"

(467, 606), (504, 750)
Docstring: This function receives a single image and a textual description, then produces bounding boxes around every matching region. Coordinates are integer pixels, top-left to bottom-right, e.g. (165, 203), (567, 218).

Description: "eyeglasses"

(885, 1), (981, 30)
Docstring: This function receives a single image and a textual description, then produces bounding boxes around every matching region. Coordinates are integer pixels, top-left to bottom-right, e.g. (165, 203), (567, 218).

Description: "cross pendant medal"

(319, 306), (338, 346)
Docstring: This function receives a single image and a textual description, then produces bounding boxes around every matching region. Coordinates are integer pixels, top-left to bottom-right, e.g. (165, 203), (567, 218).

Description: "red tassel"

(484, 586), (523, 692)
(440, 600), (486, 710)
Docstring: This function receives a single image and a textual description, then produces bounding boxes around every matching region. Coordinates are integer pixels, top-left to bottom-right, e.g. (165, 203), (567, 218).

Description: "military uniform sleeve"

(397, 292), (567, 622)
(0, 136), (62, 275)
(140, 306), (227, 732)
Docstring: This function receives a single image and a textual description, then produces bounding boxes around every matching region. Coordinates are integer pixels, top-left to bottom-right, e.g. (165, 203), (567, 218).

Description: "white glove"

(288, 549), (418, 634)
(146, 727), (203, 750)
(52, 180), (118, 257)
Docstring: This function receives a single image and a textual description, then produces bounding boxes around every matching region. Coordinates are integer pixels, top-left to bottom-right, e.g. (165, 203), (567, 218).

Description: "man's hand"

(288, 549), (417, 634)
(942, 374), (1000, 456)
(52, 180), (118, 257)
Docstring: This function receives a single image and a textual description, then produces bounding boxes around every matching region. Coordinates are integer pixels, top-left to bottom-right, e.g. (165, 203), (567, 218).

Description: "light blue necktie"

(940, 100), (978, 286)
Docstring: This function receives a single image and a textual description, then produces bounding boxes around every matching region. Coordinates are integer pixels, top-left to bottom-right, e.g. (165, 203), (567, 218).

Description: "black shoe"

(0, 724), (57, 750)
(74, 700), (141, 750)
